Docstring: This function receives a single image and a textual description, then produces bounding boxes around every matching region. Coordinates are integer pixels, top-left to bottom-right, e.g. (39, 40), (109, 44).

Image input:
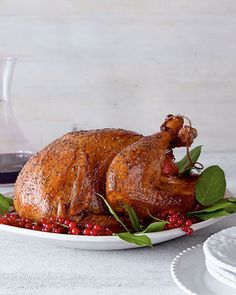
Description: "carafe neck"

(0, 57), (17, 102)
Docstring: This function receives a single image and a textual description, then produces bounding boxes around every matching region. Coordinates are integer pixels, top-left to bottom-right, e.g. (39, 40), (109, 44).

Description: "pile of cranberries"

(0, 213), (113, 236)
(157, 209), (196, 236)
(0, 210), (196, 236)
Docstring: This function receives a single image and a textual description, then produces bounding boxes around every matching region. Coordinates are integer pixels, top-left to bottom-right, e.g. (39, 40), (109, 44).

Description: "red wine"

(0, 152), (32, 184)
(0, 171), (20, 184)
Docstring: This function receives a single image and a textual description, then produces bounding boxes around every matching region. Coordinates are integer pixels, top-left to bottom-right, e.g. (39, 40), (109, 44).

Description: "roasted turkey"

(14, 115), (198, 232)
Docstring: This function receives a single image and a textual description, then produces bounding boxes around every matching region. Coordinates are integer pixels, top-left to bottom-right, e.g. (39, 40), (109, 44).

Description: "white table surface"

(0, 152), (235, 295)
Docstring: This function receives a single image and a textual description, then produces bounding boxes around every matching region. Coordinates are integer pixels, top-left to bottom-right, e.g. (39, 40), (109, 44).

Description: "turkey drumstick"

(106, 115), (198, 218)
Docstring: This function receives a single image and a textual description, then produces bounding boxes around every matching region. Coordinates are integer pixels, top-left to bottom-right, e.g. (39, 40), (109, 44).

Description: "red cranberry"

(4, 213), (11, 218)
(85, 223), (93, 229)
(64, 219), (70, 226)
(58, 217), (65, 224)
(45, 223), (53, 231)
(83, 228), (91, 236)
(90, 229), (98, 236)
(177, 219), (184, 226)
(25, 223), (32, 229)
(103, 229), (113, 236)
(186, 228), (193, 236)
(181, 226), (188, 232)
(52, 222), (59, 229)
(172, 213), (179, 219)
(168, 216), (177, 224)
(53, 228), (62, 234)
(71, 227), (80, 235)
(42, 227), (50, 232)
(18, 220), (25, 228)
(13, 221), (20, 227)
(49, 217), (56, 222)
(168, 209), (175, 215)
(68, 222), (77, 229)
(2, 219), (10, 225)
(32, 225), (41, 231)
(93, 224), (103, 231)
(40, 218), (47, 226)
(9, 214), (17, 221)
(185, 219), (192, 227)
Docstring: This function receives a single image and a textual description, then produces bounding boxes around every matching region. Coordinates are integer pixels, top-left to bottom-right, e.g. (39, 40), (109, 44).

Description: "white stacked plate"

(203, 226), (236, 289)
(171, 227), (236, 294)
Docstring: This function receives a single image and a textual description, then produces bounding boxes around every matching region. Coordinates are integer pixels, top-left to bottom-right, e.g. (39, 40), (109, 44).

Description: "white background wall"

(1, 1), (236, 152)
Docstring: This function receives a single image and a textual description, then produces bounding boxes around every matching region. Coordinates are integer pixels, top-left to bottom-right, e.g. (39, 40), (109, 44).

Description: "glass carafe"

(0, 57), (33, 185)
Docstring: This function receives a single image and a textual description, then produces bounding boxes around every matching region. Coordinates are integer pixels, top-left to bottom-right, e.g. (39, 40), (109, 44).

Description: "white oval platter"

(0, 218), (221, 250)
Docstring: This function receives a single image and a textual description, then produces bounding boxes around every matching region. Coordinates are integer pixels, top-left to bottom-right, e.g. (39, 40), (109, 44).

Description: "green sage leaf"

(187, 200), (232, 216)
(0, 193), (13, 215)
(96, 193), (129, 232)
(193, 209), (230, 220)
(228, 197), (236, 203)
(124, 204), (141, 232)
(142, 221), (167, 233)
(195, 165), (226, 206)
(225, 203), (236, 214)
(117, 232), (152, 247)
(176, 145), (202, 175)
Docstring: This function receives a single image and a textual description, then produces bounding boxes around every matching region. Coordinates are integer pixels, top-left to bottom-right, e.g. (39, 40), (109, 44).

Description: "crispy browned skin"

(14, 115), (198, 232)
(106, 116), (198, 218)
(14, 129), (142, 221)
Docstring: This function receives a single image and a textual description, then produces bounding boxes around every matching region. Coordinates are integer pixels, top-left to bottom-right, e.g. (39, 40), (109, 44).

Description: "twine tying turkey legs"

(177, 114), (204, 173)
